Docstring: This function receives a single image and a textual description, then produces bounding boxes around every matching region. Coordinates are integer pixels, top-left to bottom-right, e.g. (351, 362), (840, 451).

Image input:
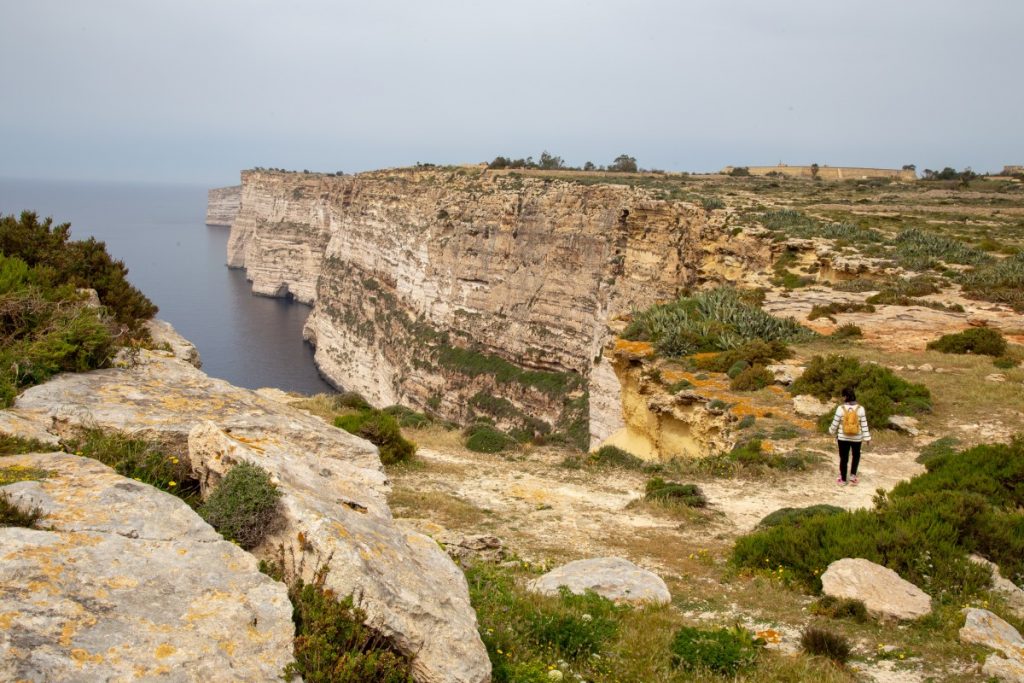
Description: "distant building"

(1002, 165), (1024, 176)
(721, 163), (916, 182)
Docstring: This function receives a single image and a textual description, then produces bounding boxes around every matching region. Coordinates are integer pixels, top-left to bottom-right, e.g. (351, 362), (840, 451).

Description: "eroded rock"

(960, 608), (1024, 682)
(529, 557), (671, 605)
(0, 451), (293, 682)
(146, 318), (202, 368)
(8, 348), (490, 683)
(888, 415), (920, 436)
(970, 555), (1024, 618)
(792, 394), (832, 417)
(820, 558), (932, 620)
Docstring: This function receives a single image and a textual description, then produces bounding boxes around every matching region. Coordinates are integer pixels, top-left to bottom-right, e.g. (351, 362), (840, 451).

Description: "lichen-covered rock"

(0, 451), (294, 682)
(960, 608), (1024, 682)
(529, 557), (671, 605)
(8, 349), (490, 683)
(146, 318), (202, 368)
(820, 558), (932, 620)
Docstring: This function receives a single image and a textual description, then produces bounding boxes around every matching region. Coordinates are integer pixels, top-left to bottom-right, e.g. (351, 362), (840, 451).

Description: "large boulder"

(820, 558), (932, 620)
(0, 451), (294, 682)
(960, 608), (1024, 682)
(792, 394), (832, 417)
(970, 555), (1024, 618)
(8, 345), (490, 683)
(528, 557), (671, 605)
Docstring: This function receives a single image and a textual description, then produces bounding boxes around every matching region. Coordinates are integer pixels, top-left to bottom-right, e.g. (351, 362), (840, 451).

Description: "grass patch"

(959, 252), (1024, 310)
(916, 436), (960, 465)
(730, 365), (773, 391)
(0, 491), (44, 528)
(463, 424), (516, 453)
(644, 477), (707, 507)
(284, 567), (415, 683)
(0, 464), (50, 486)
(589, 445), (646, 470)
(0, 434), (53, 456)
(693, 340), (792, 373)
(830, 323), (862, 339)
(436, 345), (579, 397)
(63, 428), (199, 503)
(670, 625), (764, 675)
(623, 288), (812, 359)
(809, 595), (868, 623)
(382, 405), (432, 429)
(199, 462), (282, 550)
(800, 627), (851, 664)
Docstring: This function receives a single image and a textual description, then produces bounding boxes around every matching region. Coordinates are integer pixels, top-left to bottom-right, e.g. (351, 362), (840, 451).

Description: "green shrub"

(831, 323), (862, 339)
(926, 328), (1007, 357)
(693, 339), (792, 373)
(0, 491), (44, 528)
(893, 228), (991, 269)
(810, 595), (868, 622)
(800, 627), (851, 664)
(807, 302), (875, 322)
(644, 478), (707, 507)
(382, 405), (431, 429)
(335, 410), (416, 464)
(436, 345), (578, 397)
(285, 569), (415, 683)
(771, 424), (801, 440)
(757, 506), (845, 530)
(959, 252), (1024, 311)
(670, 625), (763, 674)
(737, 415), (756, 429)
(994, 355), (1018, 369)
(726, 359), (749, 378)
(790, 354), (931, 426)
(336, 391), (371, 410)
(916, 436), (959, 466)
(0, 212), (157, 333)
(463, 424), (515, 453)
(590, 445), (645, 469)
(729, 365), (773, 391)
(623, 288), (811, 359)
(666, 378), (694, 393)
(199, 462), (282, 549)
(702, 197), (725, 211)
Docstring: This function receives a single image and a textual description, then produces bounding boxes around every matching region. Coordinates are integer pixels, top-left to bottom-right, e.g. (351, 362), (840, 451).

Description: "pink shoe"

(850, 476), (859, 486)
(837, 477), (847, 486)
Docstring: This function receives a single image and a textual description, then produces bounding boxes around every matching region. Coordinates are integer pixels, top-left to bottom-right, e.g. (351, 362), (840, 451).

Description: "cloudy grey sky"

(1, 0), (1021, 185)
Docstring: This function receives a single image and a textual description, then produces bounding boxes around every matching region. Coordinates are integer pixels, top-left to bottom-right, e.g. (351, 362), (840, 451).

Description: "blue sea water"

(0, 178), (334, 395)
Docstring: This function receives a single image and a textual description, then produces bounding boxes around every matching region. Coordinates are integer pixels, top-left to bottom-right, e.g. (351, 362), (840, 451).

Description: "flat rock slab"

(792, 394), (832, 417)
(0, 452), (294, 682)
(8, 346), (490, 683)
(529, 557), (671, 605)
(821, 558), (932, 620)
(960, 608), (1024, 683)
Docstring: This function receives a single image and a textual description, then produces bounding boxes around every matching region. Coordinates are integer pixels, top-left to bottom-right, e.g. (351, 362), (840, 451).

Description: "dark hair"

(841, 387), (857, 403)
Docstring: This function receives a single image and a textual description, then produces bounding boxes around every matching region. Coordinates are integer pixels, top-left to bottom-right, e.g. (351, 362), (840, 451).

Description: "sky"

(1, 0), (1022, 186)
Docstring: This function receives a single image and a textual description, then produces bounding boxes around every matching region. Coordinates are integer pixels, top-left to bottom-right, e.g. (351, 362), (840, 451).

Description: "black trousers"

(837, 440), (862, 481)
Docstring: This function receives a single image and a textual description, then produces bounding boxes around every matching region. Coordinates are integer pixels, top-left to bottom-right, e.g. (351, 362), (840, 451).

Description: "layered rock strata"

(227, 168), (743, 447)
(5, 328), (490, 683)
(0, 451), (294, 681)
(205, 185), (241, 226)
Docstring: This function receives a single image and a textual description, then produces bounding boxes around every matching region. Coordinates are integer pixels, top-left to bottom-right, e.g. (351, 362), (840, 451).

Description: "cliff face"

(227, 168), (743, 447)
(205, 185), (241, 226)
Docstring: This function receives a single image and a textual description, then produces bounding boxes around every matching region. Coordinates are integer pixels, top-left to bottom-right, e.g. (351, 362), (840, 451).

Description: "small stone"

(529, 557), (671, 605)
(987, 373), (1008, 383)
(917, 363), (934, 372)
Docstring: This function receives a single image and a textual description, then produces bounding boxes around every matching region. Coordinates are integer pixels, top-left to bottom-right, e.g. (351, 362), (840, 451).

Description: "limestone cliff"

(226, 168), (749, 447)
(205, 185), (241, 226)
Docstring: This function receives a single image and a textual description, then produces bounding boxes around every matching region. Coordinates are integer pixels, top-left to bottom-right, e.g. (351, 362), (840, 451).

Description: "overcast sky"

(1, 0), (1021, 185)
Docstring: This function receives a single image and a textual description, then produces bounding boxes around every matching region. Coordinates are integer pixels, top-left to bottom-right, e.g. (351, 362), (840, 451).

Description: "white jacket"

(828, 403), (871, 442)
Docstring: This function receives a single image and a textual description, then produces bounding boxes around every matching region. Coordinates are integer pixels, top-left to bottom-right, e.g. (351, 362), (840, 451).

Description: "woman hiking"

(827, 387), (870, 486)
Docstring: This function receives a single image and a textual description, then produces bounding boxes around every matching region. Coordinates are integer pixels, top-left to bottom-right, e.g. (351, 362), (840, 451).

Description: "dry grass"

(387, 487), (489, 528)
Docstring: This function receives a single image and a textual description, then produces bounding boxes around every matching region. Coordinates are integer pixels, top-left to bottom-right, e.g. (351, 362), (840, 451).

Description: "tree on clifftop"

(538, 151), (565, 170)
(609, 154), (638, 172)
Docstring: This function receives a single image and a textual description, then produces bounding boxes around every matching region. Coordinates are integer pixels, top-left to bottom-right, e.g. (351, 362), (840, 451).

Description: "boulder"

(792, 394), (832, 417)
(0, 451), (294, 682)
(528, 557), (671, 605)
(888, 415), (920, 436)
(8, 347), (490, 683)
(766, 364), (805, 386)
(146, 319), (202, 368)
(820, 558), (932, 620)
(970, 555), (1024, 618)
(960, 608), (1024, 682)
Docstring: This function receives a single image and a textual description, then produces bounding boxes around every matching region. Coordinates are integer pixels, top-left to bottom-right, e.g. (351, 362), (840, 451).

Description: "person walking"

(827, 387), (870, 486)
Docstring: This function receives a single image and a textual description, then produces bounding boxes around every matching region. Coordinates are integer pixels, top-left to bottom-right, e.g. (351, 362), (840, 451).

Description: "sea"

(0, 178), (335, 395)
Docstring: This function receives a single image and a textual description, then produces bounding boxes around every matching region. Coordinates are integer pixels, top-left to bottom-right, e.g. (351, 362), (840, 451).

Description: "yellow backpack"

(841, 405), (860, 436)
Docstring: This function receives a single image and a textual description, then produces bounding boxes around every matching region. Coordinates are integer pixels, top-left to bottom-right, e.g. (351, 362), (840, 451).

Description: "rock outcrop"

(225, 168), (747, 447)
(205, 185), (241, 226)
(820, 558), (932, 620)
(6, 334), (490, 683)
(959, 608), (1024, 682)
(970, 555), (1024, 618)
(529, 557), (671, 605)
(0, 451), (294, 682)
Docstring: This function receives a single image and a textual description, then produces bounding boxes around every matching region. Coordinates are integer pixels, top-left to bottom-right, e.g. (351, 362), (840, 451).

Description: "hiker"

(827, 387), (870, 486)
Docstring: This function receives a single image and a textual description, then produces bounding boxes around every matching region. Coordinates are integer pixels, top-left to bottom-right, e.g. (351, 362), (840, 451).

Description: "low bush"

(644, 478), (707, 507)
(800, 627), (851, 664)
(335, 410), (416, 464)
(926, 328), (1007, 357)
(0, 491), (44, 528)
(670, 625), (763, 674)
(665, 378), (693, 392)
(959, 252), (1024, 311)
(463, 424), (515, 453)
(285, 568), (415, 683)
(790, 354), (931, 427)
(336, 391), (371, 410)
(758, 505), (845, 528)
(695, 339), (792, 374)
(810, 595), (868, 622)
(994, 355), (1018, 369)
(831, 324), (862, 339)
(199, 462), (282, 550)
(915, 436), (959, 466)
(589, 445), (645, 469)
(730, 365), (773, 391)
(382, 405), (431, 429)
(733, 438), (1024, 598)
(807, 302), (875, 322)
(723, 440), (819, 472)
